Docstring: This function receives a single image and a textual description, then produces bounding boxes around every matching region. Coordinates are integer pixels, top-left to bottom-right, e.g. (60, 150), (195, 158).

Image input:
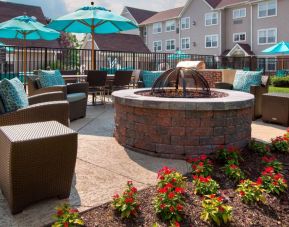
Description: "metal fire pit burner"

(151, 64), (211, 98)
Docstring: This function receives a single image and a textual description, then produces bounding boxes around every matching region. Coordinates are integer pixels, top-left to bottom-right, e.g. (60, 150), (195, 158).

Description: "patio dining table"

(62, 74), (87, 83)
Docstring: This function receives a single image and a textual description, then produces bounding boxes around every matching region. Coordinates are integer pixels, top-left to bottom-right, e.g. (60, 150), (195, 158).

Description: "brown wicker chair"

(111, 70), (133, 91)
(60, 70), (78, 84)
(0, 92), (69, 127)
(215, 74), (269, 120)
(27, 75), (88, 121)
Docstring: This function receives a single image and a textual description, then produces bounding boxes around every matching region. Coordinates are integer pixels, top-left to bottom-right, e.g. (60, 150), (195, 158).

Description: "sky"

(3, 0), (187, 19)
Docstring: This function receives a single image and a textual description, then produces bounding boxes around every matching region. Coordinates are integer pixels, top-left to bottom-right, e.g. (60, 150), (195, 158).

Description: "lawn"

(269, 86), (289, 93)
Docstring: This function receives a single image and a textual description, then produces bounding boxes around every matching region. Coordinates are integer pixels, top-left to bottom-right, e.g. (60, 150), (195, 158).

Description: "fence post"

(133, 52), (136, 69)
(93, 49), (97, 70)
(44, 48), (48, 69)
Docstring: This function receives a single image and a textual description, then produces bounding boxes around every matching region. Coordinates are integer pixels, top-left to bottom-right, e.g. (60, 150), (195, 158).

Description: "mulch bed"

(81, 149), (289, 227)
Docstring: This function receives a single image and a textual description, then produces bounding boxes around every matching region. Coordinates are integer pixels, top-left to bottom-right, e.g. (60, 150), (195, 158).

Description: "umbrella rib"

(109, 21), (123, 31)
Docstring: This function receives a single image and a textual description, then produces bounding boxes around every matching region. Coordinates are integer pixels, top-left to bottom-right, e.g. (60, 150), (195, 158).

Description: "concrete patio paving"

(0, 103), (287, 227)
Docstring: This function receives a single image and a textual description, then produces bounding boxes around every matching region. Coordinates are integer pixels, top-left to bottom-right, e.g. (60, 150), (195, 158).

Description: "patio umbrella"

(0, 42), (14, 52)
(168, 51), (190, 60)
(48, 2), (138, 69)
(0, 15), (60, 86)
(262, 41), (289, 69)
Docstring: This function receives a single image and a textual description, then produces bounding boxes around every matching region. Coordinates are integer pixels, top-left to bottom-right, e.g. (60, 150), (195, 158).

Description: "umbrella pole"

(91, 30), (95, 70)
(23, 34), (27, 91)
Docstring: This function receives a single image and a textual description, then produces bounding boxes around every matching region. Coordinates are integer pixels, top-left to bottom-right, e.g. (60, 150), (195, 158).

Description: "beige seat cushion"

(222, 69), (237, 84)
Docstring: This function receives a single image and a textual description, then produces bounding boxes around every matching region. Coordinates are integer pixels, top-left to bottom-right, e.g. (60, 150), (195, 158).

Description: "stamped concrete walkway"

(0, 104), (287, 227)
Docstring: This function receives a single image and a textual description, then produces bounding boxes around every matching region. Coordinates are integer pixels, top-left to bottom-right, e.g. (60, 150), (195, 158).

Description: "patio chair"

(111, 70), (133, 92)
(131, 70), (142, 88)
(60, 70), (78, 84)
(0, 91), (69, 127)
(86, 70), (108, 105)
(27, 74), (88, 121)
(215, 70), (269, 120)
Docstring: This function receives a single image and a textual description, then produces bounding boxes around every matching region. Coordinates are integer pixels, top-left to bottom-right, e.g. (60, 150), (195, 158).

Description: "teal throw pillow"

(0, 78), (29, 112)
(39, 70), (65, 88)
(232, 70), (247, 91)
(142, 71), (163, 88)
(242, 71), (262, 92)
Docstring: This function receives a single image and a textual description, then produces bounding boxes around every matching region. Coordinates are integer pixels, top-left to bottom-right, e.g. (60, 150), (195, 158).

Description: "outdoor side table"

(262, 93), (289, 126)
(0, 121), (78, 214)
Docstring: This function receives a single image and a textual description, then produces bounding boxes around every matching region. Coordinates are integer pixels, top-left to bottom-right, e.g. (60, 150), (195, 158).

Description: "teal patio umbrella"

(168, 51), (190, 60)
(262, 41), (289, 69)
(48, 2), (138, 69)
(0, 15), (60, 85)
(0, 42), (14, 52)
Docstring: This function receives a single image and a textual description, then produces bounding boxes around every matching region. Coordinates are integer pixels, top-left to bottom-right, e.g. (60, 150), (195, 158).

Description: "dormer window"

(205, 12), (218, 26)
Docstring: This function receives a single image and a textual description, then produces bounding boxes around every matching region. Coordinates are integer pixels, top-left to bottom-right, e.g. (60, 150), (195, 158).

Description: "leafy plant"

(216, 146), (242, 164)
(271, 135), (289, 153)
(249, 139), (271, 156)
(187, 154), (213, 177)
(261, 155), (283, 173)
(236, 179), (266, 204)
(112, 181), (140, 218)
(52, 204), (84, 227)
(193, 175), (219, 195)
(271, 76), (289, 87)
(154, 167), (186, 223)
(223, 161), (245, 182)
(200, 194), (233, 226)
(260, 167), (288, 194)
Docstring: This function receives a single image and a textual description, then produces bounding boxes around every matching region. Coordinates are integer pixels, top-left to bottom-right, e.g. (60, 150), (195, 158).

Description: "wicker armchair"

(0, 92), (69, 127)
(27, 75), (89, 121)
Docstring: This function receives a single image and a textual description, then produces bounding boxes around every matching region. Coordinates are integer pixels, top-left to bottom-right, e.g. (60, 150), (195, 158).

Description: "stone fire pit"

(112, 88), (254, 160)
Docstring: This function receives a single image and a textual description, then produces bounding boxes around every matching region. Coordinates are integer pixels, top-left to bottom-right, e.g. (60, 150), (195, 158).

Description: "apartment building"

(140, 0), (289, 69)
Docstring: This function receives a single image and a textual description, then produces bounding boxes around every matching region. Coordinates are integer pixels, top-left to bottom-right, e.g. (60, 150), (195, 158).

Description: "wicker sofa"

(27, 75), (89, 121)
(0, 91), (69, 127)
(215, 70), (269, 120)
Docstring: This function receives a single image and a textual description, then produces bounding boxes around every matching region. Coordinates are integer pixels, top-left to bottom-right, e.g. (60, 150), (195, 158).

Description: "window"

(258, 0), (277, 18)
(166, 39), (176, 51)
(153, 41), (162, 52)
(153, 22), (162, 34)
(267, 59), (277, 71)
(205, 35), (218, 48)
(143, 27), (147, 37)
(205, 12), (218, 26)
(165, 20), (176, 32)
(233, 32), (246, 42)
(181, 17), (190, 30)
(233, 8), (246, 19)
(181, 37), (190, 50)
(258, 28), (277, 45)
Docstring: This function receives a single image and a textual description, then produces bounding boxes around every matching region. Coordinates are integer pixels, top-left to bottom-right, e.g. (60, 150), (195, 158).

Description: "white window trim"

(205, 34), (219, 48)
(152, 22), (162, 34)
(205, 12), (218, 27)
(233, 32), (247, 42)
(165, 20), (176, 32)
(258, 0), (277, 19)
(181, 17), (190, 30)
(257, 28), (277, 45)
(233, 8), (246, 19)
(165, 39), (176, 51)
(181, 37), (190, 50)
(153, 40), (162, 51)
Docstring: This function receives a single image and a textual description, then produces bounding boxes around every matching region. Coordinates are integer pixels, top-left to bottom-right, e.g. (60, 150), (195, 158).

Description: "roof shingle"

(125, 7), (157, 24)
(94, 33), (150, 53)
(140, 7), (183, 25)
(0, 1), (60, 48)
(215, 0), (248, 8)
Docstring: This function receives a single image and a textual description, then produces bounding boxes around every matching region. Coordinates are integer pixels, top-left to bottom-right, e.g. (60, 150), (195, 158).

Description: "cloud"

(5, 0), (187, 19)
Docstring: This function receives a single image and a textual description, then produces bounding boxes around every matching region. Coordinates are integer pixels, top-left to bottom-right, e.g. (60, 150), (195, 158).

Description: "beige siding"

(120, 8), (140, 35)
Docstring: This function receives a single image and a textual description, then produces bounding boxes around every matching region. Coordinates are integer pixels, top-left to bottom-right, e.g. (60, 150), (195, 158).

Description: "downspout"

(179, 18), (181, 52)
(250, 4), (253, 52)
(219, 10), (222, 56)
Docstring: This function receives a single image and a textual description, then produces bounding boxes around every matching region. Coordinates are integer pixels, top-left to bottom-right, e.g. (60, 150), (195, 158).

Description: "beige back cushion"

(222, 69), (237, 84)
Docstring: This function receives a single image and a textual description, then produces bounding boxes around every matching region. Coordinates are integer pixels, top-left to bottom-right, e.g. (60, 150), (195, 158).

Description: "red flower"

(165, 183), (173, 189)
(273, 181), (278, 186)
(160, 176), (164, 180)
(131, 187), (137, 193)
(125, 197), (134, 204)
(64, 222), (69, 227)
(200, 154), (207, 161)
(168, 192), (175, 199)
(256, 177), (263, 185)
(230, 164), (238, 169)
(274, 173), (283, 181)
(192, 165), (197, 170)
(69, 208), (78, 213)
(127, 181), (133, 185)
(198, 162), (204, 167)
(217, 197), (223, 202)
(113, 193), (119, 199)
(199, 176), (209, 183)
(57, 209), (63, 216)
(176, 204), (183, 211)
(193, 175), (198, 180)
(218, 206), (225, 212)
(191, 157), (199, 163)
(158, 187), (168, 194)
(210, 194), (216, 199)
(169, 206), (174, 212)
(175, 187), (184, 194)
(171, 178), (177, 183)
(228, 146), (235, 153)
(160, 204), (166, 209)
(263, 166), (274, 174)
(174, 221), (180, 227)
(239, 191), (245, 197)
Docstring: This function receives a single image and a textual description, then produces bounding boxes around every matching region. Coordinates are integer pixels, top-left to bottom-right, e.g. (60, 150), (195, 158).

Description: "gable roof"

(204, 0), (223, 8)
(94, 33), (150, 53)
(140, 7), (183, 25)
(224, 43), (255, 56)
(125, 7), (157, 24)
(0, 1), (61, 48)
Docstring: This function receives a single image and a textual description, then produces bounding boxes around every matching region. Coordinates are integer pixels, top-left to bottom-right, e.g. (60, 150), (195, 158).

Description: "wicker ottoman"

(0, 121), (78, 214)
(262, 93), (289, 126)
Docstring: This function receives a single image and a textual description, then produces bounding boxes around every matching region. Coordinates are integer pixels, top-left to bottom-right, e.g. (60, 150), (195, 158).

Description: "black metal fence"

(0, 45), (287, 81)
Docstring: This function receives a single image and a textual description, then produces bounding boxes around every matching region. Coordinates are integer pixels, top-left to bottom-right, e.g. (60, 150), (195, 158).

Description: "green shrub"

(271, 76), (289, 87)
